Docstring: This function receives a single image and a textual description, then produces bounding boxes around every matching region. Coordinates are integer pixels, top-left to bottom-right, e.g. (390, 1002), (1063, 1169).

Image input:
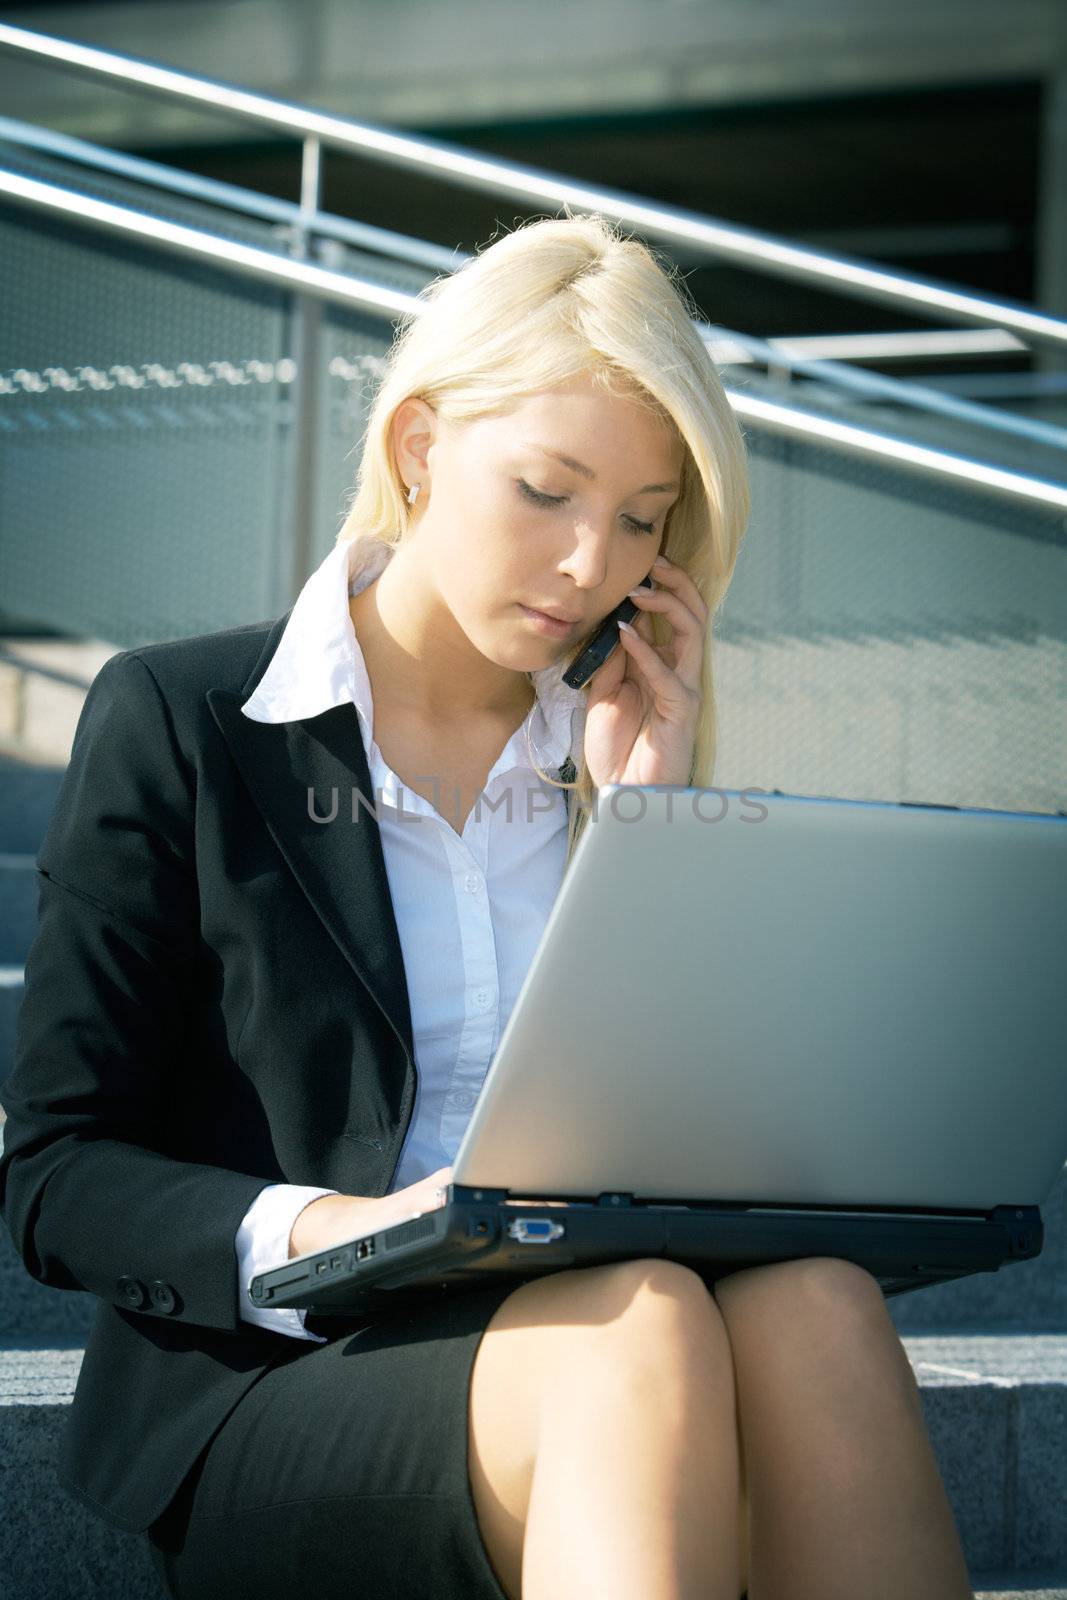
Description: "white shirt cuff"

(235, 1183), (341, 1343)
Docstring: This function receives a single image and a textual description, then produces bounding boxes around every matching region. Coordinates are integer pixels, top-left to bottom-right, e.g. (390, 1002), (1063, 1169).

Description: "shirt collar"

(240, 535), (587, 777)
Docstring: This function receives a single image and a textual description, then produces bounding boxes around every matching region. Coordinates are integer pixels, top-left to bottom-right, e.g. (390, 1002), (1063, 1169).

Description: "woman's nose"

(559, 526), (613, 589)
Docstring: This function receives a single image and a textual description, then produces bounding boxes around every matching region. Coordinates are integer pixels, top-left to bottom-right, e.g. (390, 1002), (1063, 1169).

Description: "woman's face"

(402, 372), (685, 675)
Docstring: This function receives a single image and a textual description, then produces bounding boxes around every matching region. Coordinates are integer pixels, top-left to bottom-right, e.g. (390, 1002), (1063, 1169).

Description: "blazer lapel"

(207, 610), (415, 1066)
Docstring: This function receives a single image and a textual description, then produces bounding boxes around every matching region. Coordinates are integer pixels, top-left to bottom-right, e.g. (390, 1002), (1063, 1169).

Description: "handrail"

(0, 648), (94, 693)
(0, 113), (463, 275)
(0, 167), (416, 318)
(0, 118), (1033, 383)
(2, 120), (1057, 459)
(699, 323), (1067, 456)
(0, 114), (1032, 372)
(759, 330), (1025, 363)
(730, 392), (1067, 512)
(2, 166), (1065, 515)
(1, 21), (1066, 353)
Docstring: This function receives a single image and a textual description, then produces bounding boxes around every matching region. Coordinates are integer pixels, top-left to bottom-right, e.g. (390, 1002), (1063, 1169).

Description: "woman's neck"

(348, 585), (536, 727)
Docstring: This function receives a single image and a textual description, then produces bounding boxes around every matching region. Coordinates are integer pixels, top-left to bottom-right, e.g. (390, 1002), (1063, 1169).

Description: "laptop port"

(506, 1217), (566, 1244)
(356, 1239), (375, 1260)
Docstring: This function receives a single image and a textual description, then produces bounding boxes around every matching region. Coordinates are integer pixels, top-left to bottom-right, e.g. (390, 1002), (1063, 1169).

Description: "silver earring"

(407, 482), (421, 505)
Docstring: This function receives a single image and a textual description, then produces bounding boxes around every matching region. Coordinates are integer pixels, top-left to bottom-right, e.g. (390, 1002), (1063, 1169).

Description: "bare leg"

(468, 1258), (747, 1600)
(713, 1255), (974, 1600)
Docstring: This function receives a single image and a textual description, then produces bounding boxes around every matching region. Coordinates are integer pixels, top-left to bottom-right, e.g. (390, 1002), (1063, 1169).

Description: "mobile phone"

(561, 568), (656, 690)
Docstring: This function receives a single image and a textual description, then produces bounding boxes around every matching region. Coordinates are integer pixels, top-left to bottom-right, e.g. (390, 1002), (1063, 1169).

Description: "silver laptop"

(251, 787), (1067, 1326)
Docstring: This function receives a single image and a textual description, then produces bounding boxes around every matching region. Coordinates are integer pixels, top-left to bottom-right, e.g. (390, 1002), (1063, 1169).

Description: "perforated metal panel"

(713, 429), (1067, 814)
(0, 144), (423, 646)
(0, 214), (290, 642)
(307, 299), (402, 572)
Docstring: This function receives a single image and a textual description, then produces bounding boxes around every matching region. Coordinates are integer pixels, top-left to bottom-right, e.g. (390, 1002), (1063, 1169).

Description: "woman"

(0, 213), (973, 1600)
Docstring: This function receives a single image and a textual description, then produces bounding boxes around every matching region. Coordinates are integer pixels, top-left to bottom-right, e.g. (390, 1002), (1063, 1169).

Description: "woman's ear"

(391, 397), (438, 495)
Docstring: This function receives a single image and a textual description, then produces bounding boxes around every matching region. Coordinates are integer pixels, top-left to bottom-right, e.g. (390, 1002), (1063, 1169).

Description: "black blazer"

(0, 607), (448, 1534)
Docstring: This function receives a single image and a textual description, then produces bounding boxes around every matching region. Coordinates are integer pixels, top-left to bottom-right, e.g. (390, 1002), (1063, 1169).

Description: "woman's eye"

(517, 479), (564, 509)
(516, 478), (656, 536)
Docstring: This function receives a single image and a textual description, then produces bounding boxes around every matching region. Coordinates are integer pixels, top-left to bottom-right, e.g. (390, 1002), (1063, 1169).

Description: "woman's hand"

(582, 553), (708, 788)
(288, 1165), (453, 1259)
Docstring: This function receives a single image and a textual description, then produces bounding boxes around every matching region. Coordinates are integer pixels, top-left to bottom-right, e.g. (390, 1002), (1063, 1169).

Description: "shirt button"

(464, 873), (480, 893)
(473, 988), (491, 1007)
(448, 1089), (475, 1109)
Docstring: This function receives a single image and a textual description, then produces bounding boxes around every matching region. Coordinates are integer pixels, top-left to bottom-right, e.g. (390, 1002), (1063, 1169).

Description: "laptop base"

(252, 1185), (1043, 1323)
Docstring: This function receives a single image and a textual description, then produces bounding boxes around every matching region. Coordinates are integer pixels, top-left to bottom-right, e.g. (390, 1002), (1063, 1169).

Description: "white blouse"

(234, 534), (587, 1341)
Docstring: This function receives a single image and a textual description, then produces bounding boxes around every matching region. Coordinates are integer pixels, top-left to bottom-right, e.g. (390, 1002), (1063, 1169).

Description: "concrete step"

(902, 1333), (1067, 1572)
(0, 1340), (1063, 1596)
(0, 854), (38, 964)
(971, 1584), (1067, 1598)
(0, 1344), (164, 1598)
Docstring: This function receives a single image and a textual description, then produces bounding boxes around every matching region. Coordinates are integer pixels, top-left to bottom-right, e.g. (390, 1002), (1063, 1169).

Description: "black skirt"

(145, 1280), (522, 1600)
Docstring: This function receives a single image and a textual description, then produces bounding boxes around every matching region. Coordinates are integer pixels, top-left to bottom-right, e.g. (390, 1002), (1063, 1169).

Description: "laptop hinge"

(990, 1204), (1044, 1259)
(456, 1185), (509, 1204)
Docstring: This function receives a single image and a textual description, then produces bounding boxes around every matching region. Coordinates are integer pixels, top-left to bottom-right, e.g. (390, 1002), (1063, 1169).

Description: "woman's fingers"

(618, 619), (698, 708)
(627, 584), (706, 689)
(630, 580), (708, 631)
(583, 554), (705, 788)
(650, 554), (709, 623)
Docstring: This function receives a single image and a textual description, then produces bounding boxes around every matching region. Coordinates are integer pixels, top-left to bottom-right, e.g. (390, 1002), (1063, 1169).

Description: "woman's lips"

(518, 604), (578, 638)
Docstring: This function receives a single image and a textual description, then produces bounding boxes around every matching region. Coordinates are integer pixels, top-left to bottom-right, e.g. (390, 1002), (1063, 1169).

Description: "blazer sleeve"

(0, 649), (280, 1335)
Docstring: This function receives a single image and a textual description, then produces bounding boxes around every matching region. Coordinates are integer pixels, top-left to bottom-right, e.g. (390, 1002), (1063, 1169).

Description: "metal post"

(284, 134), (323, 608)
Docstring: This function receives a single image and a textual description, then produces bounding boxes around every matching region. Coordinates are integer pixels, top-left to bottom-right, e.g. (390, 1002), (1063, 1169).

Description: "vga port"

(506, 1217), (565, 1244)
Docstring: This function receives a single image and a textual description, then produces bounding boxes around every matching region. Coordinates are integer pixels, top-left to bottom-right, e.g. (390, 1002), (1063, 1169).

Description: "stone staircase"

(1, 742), (1065, 1598)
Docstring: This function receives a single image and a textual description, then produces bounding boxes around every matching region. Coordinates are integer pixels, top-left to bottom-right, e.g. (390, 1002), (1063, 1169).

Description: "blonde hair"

(336, 210), (751, 871)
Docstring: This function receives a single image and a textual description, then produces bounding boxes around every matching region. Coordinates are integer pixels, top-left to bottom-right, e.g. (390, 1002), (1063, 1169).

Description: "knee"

(792, 1256), (888, 1320)
(569, 1259), (732, 1408)
(728, 1254), (889, 1334)
(590, 1257), (725, 1343)
(596, 1254), (712, 1301)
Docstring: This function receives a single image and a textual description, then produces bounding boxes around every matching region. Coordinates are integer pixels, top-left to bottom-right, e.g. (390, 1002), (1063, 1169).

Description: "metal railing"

(0, 115), (1041, 381)
(0, 648), (94, 694)
(0, 113), (464, 275)
(1, 20), (1066, 353)
(701, 323), (1067, 456)
(3, 114), (1054, 455)
(0, 159), (1062, 515)
(2, 162), (1065, 516)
